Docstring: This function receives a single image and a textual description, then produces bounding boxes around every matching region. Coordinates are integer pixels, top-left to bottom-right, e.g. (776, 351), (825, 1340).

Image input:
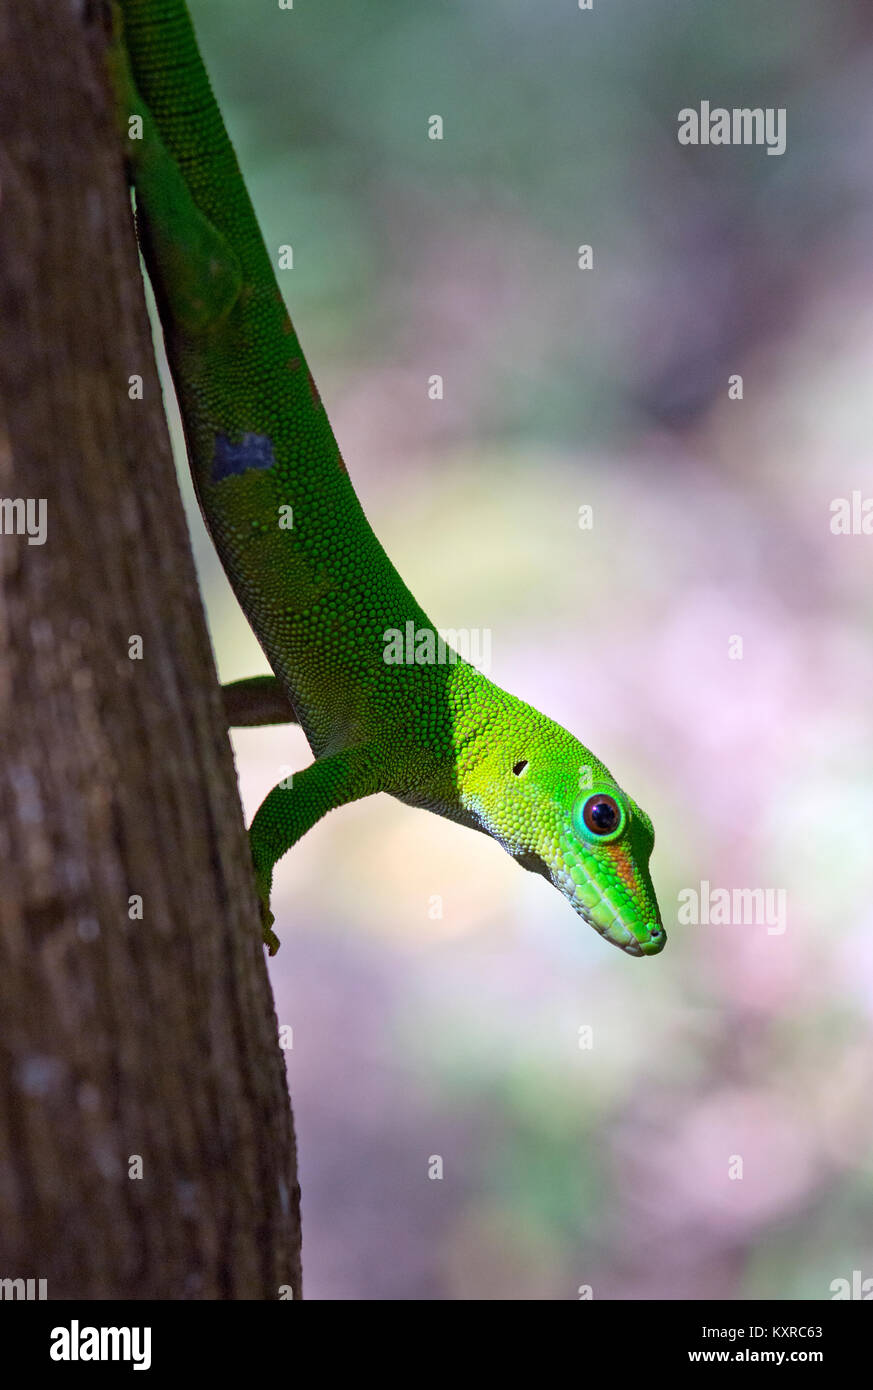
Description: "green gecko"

(109, 0), (665, 960)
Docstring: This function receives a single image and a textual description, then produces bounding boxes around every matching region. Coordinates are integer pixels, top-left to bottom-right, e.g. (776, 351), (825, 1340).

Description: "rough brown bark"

(0, 0), (301, 1298)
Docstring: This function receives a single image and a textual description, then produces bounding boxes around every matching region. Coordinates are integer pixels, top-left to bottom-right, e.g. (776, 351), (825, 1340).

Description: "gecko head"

(463, 721), (665, 957)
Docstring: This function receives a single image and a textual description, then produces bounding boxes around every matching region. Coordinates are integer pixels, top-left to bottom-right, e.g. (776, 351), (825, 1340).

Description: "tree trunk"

(0, 0), (301, 1299)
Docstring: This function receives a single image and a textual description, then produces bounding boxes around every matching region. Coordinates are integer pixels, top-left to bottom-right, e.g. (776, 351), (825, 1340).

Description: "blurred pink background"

(160, 0), (873, 1298)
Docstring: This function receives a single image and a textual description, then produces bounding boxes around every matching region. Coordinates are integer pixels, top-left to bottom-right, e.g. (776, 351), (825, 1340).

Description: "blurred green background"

(156, 0), (873, 1298)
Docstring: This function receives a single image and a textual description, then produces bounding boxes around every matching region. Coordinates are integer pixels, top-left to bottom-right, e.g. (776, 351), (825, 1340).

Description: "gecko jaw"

(553, 866), (647, 957)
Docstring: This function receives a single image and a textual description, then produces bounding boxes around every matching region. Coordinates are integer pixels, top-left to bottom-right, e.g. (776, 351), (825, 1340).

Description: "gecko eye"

(582, 794), (621, 835)
(512, 760), (528, 776)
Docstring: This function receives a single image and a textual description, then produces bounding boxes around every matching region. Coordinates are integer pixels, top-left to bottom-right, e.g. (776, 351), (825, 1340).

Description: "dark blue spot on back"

(211, 432), (276, 482)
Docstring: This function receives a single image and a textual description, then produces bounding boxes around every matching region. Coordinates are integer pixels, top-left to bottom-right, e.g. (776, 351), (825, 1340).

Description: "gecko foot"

(260, 898), (281, 956)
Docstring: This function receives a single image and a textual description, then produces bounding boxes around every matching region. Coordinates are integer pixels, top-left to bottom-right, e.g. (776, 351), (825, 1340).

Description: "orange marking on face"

(605, 845), (638, 894)
(307, 370), (322, 408)
(287, 356), (302, 372)
(337, 452), (348, 475)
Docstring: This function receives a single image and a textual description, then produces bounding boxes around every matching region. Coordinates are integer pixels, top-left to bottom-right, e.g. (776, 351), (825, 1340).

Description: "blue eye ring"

(572, 790), (626, 843)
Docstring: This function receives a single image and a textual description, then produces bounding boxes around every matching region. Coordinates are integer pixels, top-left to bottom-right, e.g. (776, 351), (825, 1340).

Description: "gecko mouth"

(554, 868), (650, 957)
(576, 900), (644, 956)
(512, 848), (664, 956)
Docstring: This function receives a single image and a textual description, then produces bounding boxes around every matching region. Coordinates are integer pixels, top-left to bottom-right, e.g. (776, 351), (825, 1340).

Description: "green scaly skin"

(110, 0), (665, 959)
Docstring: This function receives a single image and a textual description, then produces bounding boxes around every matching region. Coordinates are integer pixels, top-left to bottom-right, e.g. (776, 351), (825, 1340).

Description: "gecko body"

(111, 0), (665, 958)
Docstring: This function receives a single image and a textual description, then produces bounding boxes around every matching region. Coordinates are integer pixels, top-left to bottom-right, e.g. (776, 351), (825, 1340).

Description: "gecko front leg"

(249, 746), (384, 954)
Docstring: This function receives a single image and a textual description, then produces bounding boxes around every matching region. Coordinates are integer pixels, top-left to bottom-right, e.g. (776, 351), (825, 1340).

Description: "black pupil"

(589, 798), (618, 832)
